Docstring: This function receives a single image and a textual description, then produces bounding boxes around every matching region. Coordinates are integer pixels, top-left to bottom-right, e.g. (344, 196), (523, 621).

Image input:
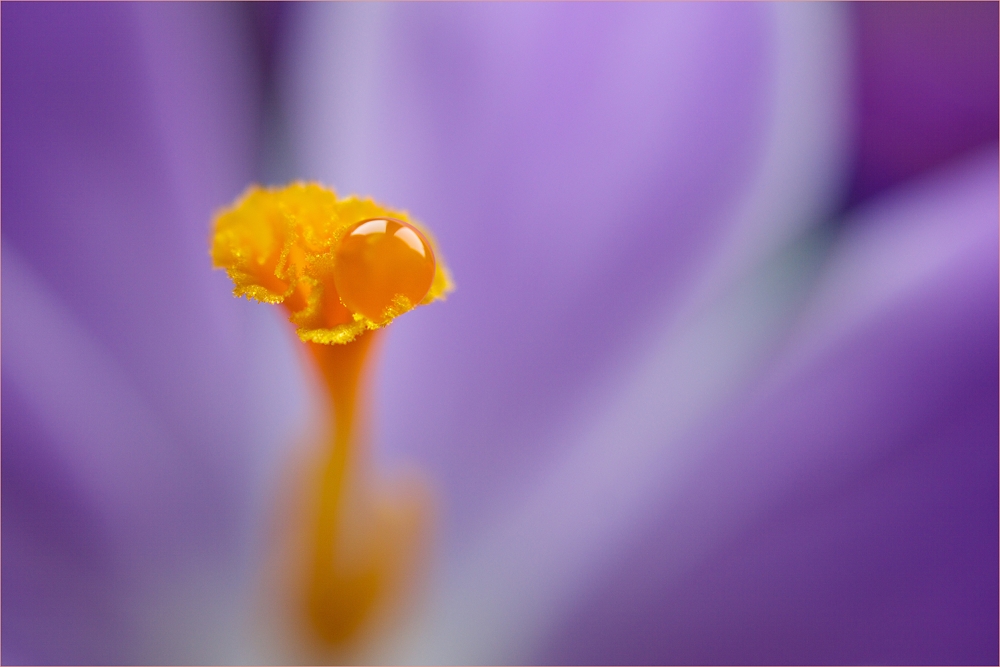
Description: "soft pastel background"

(2, 2), (997, 665)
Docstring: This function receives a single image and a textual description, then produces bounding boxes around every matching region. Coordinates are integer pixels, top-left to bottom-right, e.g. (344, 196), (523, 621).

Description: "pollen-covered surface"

(211, 183), (453, 344)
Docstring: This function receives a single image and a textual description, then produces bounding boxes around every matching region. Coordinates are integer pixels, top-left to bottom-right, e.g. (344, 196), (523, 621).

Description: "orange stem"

(302, 330), (384, 645)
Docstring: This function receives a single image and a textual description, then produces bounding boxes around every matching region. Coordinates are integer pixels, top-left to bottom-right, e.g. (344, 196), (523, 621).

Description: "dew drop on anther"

(333, 218), (436, 323)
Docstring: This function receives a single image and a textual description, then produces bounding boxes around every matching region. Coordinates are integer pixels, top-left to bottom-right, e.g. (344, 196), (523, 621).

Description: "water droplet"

(333, 218), (436, 323)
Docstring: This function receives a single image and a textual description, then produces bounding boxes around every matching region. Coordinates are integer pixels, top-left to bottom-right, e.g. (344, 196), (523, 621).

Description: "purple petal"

(282, 2), (852, 546)
(539, 147), (999, 664)
(848, 2), (999, 205)
(1, 4), (292, 662)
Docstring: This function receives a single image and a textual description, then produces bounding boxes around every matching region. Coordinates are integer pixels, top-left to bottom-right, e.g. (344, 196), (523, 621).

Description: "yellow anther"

(210, 183), (452, 344)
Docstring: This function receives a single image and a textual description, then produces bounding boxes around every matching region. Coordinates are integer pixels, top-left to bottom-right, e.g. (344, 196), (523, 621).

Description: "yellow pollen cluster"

(211, 182), (452, 344)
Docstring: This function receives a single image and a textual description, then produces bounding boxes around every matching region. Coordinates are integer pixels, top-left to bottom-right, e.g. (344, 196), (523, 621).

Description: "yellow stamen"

(211, 182), (452, 345)
(210, 183), (451, 648)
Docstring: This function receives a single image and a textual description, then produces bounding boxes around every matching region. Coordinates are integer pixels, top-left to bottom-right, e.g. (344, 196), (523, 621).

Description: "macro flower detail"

(4, 3), (997, 665)
(211, 182), (452, 345)
(211, 183), (451, 649)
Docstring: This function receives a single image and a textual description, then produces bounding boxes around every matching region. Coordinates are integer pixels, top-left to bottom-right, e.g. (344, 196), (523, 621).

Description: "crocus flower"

(2, 2), (996, 665)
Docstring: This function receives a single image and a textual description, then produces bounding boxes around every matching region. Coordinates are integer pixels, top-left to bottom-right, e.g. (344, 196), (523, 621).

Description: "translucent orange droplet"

(333, 218), (436, 323)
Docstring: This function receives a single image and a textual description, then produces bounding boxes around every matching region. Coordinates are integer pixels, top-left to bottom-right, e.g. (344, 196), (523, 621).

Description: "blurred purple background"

(848, 1), (998, 205)
(2, 2), (997, 665)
